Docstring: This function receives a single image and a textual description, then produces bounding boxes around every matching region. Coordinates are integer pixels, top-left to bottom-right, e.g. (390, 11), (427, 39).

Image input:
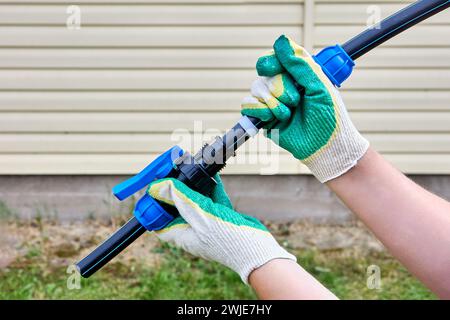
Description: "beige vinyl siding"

(0, 0), (449, 175)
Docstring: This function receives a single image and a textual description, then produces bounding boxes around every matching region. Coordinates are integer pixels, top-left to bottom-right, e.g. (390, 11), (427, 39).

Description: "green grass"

(0, 241), (435, 300)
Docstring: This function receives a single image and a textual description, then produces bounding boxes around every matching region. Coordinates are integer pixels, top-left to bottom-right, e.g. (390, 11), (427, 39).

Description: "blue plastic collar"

(313, 45), (355, 87)
(133, 194), (174, 231)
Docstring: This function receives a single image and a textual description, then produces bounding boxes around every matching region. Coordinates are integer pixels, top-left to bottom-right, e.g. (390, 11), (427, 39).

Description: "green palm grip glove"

(241, 35), (369, 182)
(148, 176), (296, 284)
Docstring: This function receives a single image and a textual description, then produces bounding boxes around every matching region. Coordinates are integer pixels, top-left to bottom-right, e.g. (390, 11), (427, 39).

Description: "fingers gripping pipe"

(76, 0), (450, 278)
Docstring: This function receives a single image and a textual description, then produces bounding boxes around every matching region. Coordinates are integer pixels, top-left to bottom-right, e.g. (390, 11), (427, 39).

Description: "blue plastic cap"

(112, 146), (183, 201)
(313, 45), (355, 87)
(133, 194), (174, 231)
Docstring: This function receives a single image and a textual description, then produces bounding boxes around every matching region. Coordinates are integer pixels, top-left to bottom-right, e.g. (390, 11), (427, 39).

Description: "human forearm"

(249, 259), (338, 300)
(327, 147), (450, 298)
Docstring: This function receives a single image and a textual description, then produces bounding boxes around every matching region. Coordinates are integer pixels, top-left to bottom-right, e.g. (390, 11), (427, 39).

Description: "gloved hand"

(148, 175), (296, 284)
(241, 35), (369, 183)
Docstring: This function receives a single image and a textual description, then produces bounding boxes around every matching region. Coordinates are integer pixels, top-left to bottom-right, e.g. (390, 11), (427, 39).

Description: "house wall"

(0, 1), (449, 220)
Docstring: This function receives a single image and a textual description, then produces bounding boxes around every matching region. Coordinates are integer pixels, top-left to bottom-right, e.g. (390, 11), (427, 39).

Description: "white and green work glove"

(148, 175), (296, 284)
(241, 35), (369, 183)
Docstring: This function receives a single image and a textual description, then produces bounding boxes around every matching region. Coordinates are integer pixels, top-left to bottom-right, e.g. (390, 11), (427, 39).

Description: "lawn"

(0, 219), (435, 300)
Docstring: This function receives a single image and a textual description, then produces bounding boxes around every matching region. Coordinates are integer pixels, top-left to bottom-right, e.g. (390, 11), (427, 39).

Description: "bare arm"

(249, 259), (338, 300)
(327, 147), (450, 298)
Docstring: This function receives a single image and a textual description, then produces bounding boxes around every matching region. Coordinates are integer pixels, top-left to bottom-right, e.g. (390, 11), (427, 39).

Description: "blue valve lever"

(113, 146), (184, 201)
(114, 146), (184, 231)
(76, 0), (450, 278)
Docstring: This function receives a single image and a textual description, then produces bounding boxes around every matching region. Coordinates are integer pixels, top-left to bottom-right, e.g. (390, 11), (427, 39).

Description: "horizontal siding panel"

(316, 3), (450, 25)
(0, 90), (449, 112)
(340, 91), (450, 111)
(315, 25), (450, 47)
(0, 112), (240, 133)
(0, 70), (254, 90)
(345, 69), (450, 90)
(0, 133), (180, 153)
(0, 48), (263, 68)
(351, 112), (450, 132)
(0, 69), (448, 90)
(0, 153), (304, 175)
(0, 153), (448, 175)
(9, 25), (444, 51)
(0, 91), (246, 111)
(3, 47), (449, 69)
(1, 112), (449, 133)
(2, 133), (450, 154)
(0, 4), (303, 25)
(368, 133), (450, 153)
(383, 154), (450, 174)
(0, 26), (302, 47)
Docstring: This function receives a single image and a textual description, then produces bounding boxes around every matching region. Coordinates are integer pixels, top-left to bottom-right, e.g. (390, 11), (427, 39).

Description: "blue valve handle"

(114, 145), (184, 231)
(76, 146), (184, 278)
(113, 146), (183, 201)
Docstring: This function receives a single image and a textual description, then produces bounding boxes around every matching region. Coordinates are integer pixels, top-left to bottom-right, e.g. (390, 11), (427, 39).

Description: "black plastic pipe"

(78, 217), (145, 278)
(343, 0), (450, 60)
(76, 0), (449, 278)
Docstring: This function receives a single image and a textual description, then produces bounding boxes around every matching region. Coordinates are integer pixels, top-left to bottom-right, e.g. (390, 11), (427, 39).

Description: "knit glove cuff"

(302, 87), (370, 183)
(204, 222), (297, 283)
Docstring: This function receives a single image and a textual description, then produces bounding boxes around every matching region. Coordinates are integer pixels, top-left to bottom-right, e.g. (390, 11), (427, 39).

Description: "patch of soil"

(0, 219), (161, 271)
(267, 220), (385, 253)
(0, 219), (384, 271)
